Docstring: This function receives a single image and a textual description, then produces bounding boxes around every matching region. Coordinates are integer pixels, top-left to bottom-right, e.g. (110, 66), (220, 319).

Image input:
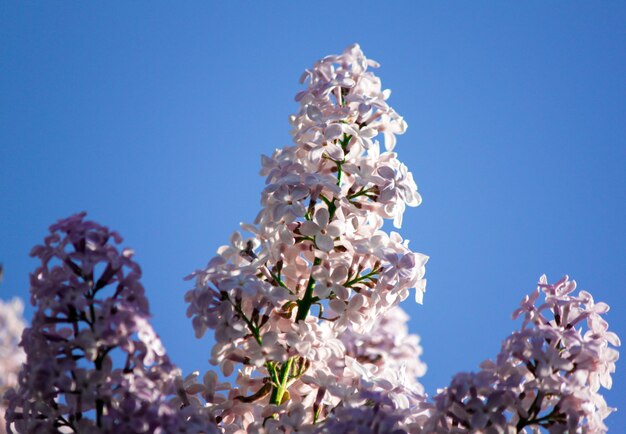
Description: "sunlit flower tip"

(414, 279), (426, 304)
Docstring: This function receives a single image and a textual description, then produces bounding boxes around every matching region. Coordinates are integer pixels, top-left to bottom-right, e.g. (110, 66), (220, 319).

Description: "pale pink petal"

(300, 221), (320, 237)
(316, 234), (334, 252)
(315, 207), (330, 228)
(324, 124), (343, 141)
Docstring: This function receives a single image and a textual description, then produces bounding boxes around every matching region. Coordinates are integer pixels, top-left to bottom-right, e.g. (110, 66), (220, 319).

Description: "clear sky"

(1, 2), (624, 430)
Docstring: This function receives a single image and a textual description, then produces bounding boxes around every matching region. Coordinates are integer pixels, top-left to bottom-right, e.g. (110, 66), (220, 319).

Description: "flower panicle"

(424, 275), (620, 433)
(184, 44), (428, 431)
(6, 213), (218, 434)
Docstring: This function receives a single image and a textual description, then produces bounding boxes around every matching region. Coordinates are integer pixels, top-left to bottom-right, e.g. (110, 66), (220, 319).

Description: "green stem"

(267, 267), (291, 293)
(269, 357), (294, 405)
(319, 194), (337, 219)
(226, 295), (263, 346)
(313, 407), (321, 424)
(334, 133), (351, 187)
(296, 257), (322, 322)
(336, 162), (343, 186)
(344, 268), (380, 288)
(267, 362), (279, 386)
(348, 187), (376, 201)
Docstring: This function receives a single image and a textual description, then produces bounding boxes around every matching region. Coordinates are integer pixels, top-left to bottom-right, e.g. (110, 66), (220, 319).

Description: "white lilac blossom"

(185, 44), (428, 432)
(423, 275), (620, 433)
(5, 213), (218, 434)
(0, 299), (26, 434)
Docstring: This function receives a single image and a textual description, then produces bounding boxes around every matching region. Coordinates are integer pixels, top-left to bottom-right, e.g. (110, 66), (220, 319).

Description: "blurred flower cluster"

(3, 214), (217, 434)
(1, 45), (619, 433)
(0, 299), (25, 434)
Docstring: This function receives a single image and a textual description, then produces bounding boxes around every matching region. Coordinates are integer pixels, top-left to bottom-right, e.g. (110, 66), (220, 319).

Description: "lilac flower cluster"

(184, 44), (428, 432)
(423, 275), (620, 433)
(0, 299), (26, 434)
(4, 213), (217, 434)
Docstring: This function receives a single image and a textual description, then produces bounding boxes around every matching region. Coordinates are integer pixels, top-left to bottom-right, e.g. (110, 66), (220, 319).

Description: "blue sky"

(1, 2), (624, 429)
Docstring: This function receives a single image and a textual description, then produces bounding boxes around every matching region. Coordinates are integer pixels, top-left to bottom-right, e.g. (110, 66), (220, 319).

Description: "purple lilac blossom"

(422, 275), (620, 433)
(5, 213), (217, 434)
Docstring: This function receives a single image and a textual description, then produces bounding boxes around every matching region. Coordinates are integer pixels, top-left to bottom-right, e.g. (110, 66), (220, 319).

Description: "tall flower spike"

(424, 276), (620, 433)
(185, 44), (428, 432)
(5, 213), (217, 434)
(0, 299), (26, 434)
